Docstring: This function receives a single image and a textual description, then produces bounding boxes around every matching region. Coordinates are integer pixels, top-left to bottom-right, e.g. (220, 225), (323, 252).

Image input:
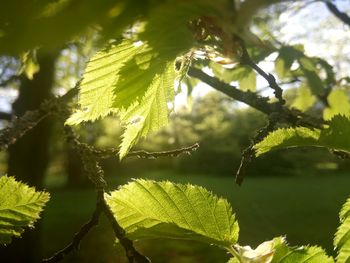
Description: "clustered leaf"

(271, 237), (333, 263)
(118, 61), (176, 158)
(67, 0), (225, 158)
(324, 90), (350, 120)
(253, 115), (350, 157)
(211, 64), (257, 91)
(334, 196), (350, 263)
(291, 85), (316, 112)
(229, 237), (332, 263)
(274, 45), (331, 98)
(274, 46), (299, 79)
(105, 179), (239, 247)
(0, 176), (50, 245)
(66, 40), (139, 124)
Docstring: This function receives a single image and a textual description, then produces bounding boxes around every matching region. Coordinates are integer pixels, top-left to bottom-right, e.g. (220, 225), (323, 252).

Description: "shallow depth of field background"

(0, 1), (350, 262)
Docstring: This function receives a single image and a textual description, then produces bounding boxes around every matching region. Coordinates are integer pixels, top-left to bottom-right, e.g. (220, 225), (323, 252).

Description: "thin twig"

(0, 84), (79, 151)
(188, 67), (324, 128)
(258, 78), (301, 94)
(99, 190), (150, 263)
(188, 67), (280, 115)
(188, 65), (325, 185)
(64, 125), (199, 160)
(0, 75), (20, 88)
(64, 127), (150, 262)
(326, 1), (350, 27)
(42, 196), (103, 263)
(239, 40), (285, 105)
(94, 143), (200, 159)
(236, 119), (276, 185)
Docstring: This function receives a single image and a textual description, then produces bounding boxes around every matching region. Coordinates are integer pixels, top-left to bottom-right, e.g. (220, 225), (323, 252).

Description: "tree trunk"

(0, 51), (57, 263)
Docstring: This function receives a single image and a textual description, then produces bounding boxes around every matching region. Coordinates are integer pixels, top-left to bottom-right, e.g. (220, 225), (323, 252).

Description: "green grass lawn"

(42, 171), (350, 262)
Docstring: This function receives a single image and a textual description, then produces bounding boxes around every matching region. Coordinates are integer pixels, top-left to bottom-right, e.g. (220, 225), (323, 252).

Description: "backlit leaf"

(291, 85), (316, 112)
(271, 237), (333, 263)
(105, 179), (239, 247)
(324, 90), (350, 120)
(275, 46), (300, 79)
(67, 1), (225, 157)
(118, 61), (176, 158)
(299, 57), (323, 95)
(239, 69), (256, 92)
(0, 176), (50, 245)
(334, 196), (350, 263)
(66, 40), (138, 123)
(253, 115), (350, 156)
(19, 51), (40, 80)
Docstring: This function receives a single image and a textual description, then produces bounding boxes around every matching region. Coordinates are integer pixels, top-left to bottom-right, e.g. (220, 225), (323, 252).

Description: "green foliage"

(324, 90), (350, 120)
(67, 1), (227, 158)
(291, 85), (316, 112)
(66, 40), (138, 123)
(105, 178), (347, 262)
(253, 115), (350, 156)
(1, 1), (350, 262)
(211, 64), (256, 91)
(0, 176), (50, 245)
(66, 40), (178, 158)
(274, 45), (330, 97)
(239, 69), (256, 92)
(228, 237), (332, 263)
(271, 237), (333, 263)
(19, 50), (40, 80)
(118, 61), (176, 158)
(105, 179), (239, 247)
(298, 56), (324, 96)
(275, 46), (300, 79)
(0, 1), (150, 54)
(334, 196), (350, 263)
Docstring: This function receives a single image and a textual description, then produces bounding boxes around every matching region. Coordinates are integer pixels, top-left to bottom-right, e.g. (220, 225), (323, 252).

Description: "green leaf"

(138, 1), (221, 58)
(291, 85), (316, 112)
(274, 57), (287, 80)
(239, 69), (256, 92)
(337, 242), (350, 263)
(66, 40), (138, 123)
(298, 57), (324, 96)
(324, 90), (350, 121)
(0, 1), (147, 54)
(334, 196), (350, 263)
(105, 179), (239, 247)
(66, 40), (178, 158)
(253, 115), (350, 156)
(67, 1), (225, 157)
(214, 65), (256, 91)
(230, 238), (333, 263)
(0, 176), (50, 245)
(271, 237), (333, 263)
(19, 50), (40, 80)
(275, 46), (300, 79)
(118, 61), (176, 158)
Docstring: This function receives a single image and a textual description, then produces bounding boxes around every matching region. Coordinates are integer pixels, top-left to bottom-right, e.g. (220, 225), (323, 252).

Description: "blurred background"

(0, 1), (350, 262)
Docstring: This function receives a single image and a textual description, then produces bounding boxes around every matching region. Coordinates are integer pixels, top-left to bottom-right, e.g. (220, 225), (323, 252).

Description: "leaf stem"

(226, 245), (242, 263)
